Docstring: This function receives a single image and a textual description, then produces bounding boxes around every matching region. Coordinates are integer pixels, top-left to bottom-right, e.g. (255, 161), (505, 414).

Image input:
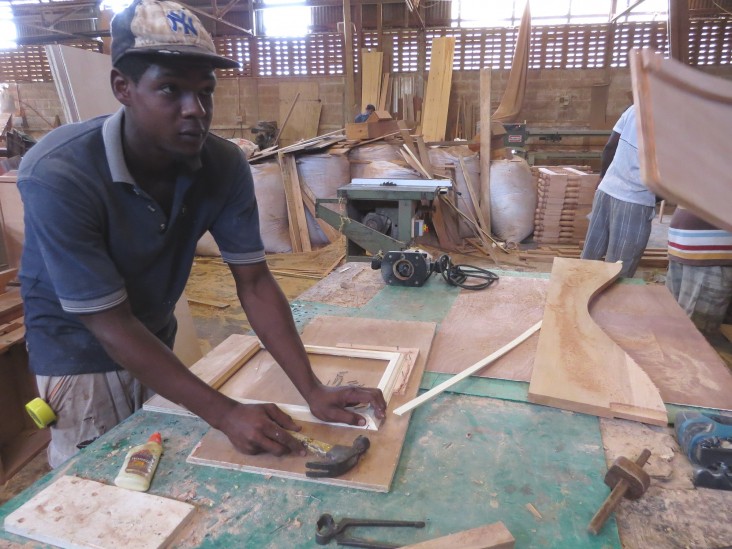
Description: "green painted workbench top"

(0, 269), (627, 547)
(0, 394), (619, 548)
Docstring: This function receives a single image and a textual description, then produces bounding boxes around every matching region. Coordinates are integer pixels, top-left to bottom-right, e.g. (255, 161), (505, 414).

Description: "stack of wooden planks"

(533, 166), (599, 245)
(519, 245), (669, 268)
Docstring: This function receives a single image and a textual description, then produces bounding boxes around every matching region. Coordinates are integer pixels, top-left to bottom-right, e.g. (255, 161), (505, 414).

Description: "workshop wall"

(7, 65), (732, 143)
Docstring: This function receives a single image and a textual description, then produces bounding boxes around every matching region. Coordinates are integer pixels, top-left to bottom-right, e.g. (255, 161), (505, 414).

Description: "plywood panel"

(4, 476), (195, 549)
(188, 316), (437, 492)
(427, 276), (732, 411)
(45, 45), (118, 123)
(0, 174), (23, 269)
(278, 82), (321, 147)
(426, 277), (545, 382)
(421, 37), (455, 142)
(278, 101), (322, 147)
(528, 259), (667, 425)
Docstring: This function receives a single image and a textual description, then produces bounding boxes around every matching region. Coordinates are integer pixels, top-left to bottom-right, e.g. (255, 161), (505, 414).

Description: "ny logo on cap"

(167, 10), (198, 36)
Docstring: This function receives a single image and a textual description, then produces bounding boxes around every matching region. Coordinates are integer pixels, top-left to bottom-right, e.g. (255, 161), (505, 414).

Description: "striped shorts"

(580, 190), (656, 278)
(666, 260), (732, 337)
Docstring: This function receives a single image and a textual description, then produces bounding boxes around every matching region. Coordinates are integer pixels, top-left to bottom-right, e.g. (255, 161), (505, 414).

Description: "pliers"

(315, 513), (425, 548)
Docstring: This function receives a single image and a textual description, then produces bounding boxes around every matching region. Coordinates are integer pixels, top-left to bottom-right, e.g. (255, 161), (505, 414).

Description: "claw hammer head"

(289, 432), (371, 478)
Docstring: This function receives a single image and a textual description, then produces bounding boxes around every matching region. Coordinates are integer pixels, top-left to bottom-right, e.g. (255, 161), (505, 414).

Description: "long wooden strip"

(278, 152), (311, 252)
(361, 49), (383, 111)
(393, 321), (541, 416)
(527, 258), (667, 426)
(421, 37), (455, 142)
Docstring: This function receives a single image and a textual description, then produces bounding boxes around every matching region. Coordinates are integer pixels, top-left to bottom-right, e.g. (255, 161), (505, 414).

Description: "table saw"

(1, 266), (731, 548)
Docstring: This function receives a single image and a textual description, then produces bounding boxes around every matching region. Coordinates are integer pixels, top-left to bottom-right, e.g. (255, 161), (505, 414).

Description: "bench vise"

(675, 411), (732, 490)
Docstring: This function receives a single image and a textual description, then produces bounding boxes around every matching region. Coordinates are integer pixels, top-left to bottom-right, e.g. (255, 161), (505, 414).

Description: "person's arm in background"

(229, 261), (387, 425)
(599, 131), (621, 179)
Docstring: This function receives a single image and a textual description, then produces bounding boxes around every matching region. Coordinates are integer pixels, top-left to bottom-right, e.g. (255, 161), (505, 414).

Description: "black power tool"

(371, 249), (499, 290)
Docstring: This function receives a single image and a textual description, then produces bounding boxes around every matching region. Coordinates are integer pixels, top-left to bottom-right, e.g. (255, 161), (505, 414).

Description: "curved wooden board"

(631, 48), (732, 232)
(528, 258), (667, 426)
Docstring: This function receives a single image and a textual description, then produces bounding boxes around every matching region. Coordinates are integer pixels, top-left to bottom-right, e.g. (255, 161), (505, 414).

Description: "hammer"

(288, 431), (370, 478)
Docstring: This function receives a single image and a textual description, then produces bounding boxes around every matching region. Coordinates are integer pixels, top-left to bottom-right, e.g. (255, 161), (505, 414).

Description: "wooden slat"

(421, 36), (455, 142)
(361, 49), (383, 112)
(278, 153), (311, 253)
(402, 521), (515, 549)
(527, 258), (667, 426)
(298, 179), (341, 243)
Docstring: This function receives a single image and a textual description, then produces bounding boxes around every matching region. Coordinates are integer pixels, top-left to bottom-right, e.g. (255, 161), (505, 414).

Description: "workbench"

(2, 264), (731, 548)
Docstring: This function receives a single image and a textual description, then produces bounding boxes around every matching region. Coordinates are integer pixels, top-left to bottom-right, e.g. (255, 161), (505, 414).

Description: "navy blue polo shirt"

(18, 108), (265, 376)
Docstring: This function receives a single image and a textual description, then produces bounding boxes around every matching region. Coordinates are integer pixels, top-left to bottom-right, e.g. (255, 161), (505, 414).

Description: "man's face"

(124, 59), (217, 160)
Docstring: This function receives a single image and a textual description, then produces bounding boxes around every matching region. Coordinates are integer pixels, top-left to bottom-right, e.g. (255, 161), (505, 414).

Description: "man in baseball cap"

(17, 0), (386, 468)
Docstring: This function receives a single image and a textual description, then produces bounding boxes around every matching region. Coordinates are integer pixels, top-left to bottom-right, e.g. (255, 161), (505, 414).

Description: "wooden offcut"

(421, 37), (455, 142)
(402, 521), (515, 549)
(528, 259), (667, 426)
(3, 476), (195, 549)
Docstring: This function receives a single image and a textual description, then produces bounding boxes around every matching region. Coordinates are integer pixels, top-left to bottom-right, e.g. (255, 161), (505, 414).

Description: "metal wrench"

(315, 512), (425, 548)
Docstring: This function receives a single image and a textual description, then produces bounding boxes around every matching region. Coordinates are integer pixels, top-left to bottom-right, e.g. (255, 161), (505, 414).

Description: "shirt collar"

(102, 108), (203, 185)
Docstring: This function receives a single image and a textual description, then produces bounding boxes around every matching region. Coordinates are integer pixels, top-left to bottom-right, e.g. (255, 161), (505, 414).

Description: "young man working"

(18, 0), (385, 468)
(580, 105), (656, 278)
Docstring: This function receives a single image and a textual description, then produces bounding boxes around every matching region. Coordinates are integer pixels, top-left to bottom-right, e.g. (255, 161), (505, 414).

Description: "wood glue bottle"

(114, 432), (163, 492)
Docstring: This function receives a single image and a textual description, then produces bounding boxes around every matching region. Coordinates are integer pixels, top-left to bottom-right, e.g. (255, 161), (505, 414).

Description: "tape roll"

(25, 397), (56, 429)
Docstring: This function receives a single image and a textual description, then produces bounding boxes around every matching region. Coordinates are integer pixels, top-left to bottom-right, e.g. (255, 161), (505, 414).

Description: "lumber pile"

(518, 245), (669, 268)
(533, 166), (599, 245)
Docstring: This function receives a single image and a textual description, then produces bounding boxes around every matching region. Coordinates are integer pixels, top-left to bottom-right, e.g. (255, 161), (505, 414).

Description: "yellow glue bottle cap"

(25, 397), (57, 429)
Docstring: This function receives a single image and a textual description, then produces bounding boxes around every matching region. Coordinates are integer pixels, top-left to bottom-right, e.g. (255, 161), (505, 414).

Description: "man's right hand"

(218, 402), (307, 456)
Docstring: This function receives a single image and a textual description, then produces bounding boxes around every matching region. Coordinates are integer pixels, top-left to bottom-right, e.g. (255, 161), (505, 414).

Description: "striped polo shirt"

(667, 208), (732, 266)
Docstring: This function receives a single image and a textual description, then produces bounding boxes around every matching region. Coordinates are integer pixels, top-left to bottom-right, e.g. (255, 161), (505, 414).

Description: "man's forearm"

(234, 267), (321, 399)
(79, 304), (237, 429)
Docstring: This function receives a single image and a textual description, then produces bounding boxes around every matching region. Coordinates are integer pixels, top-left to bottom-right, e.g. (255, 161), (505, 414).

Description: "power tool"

(675, 410), (732, 490)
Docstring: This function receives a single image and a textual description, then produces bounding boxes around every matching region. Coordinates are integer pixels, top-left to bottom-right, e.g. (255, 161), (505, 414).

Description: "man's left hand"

(305, 384), (387, 427)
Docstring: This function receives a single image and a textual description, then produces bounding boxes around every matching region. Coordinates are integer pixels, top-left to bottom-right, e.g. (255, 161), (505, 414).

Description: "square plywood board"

(426, 277), (732, 411)
(188, 316), (437, 492)
(4, 476), (195, 549)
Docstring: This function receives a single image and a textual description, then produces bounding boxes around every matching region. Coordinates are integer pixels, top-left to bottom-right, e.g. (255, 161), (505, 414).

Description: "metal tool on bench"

(288, 431), (370, 478)
(315, 512), (425, 548)
(588, 449), (652, 535)
(675, 410), (732, 491)
(315, 178), (452, 263)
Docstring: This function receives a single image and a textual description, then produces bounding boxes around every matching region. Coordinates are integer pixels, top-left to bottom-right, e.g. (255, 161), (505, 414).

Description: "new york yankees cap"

(111, 0), (239, 69)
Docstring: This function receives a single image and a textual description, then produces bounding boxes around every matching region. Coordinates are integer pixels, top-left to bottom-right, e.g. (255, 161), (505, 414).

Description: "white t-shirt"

(597, 105), (656, 207)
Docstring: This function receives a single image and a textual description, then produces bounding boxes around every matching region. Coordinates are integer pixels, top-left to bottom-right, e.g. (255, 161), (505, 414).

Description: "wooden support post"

(343, 0), (357, 125)
(479, 68), (492, 233)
